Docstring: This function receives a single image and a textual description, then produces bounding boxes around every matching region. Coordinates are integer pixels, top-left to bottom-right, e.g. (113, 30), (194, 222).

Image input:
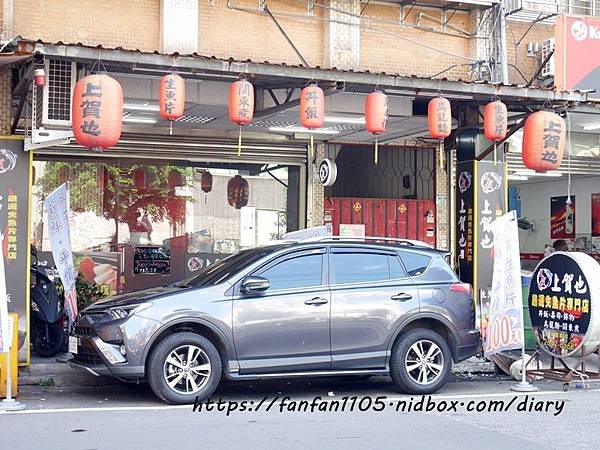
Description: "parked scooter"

(30, 245), (66, 357)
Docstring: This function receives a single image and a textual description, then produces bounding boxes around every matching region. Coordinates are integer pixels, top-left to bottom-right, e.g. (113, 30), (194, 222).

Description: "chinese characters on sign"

(541, 119), (562, 166)
(44, 184), (78, 325)
(456, 164), (474, 285)
(436, 100), (449, 135)
(6, 192), (18, 260)
(237, 81), (252, 121)
(80, 82), (103, 137)
(163, 76), (177, 115)
(484, 212), (524, 356)
(528, 253), (593, 356)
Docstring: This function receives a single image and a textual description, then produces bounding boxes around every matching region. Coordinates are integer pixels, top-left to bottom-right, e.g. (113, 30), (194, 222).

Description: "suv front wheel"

(390, 328), (451, 395)
(147, 332), (222, 404)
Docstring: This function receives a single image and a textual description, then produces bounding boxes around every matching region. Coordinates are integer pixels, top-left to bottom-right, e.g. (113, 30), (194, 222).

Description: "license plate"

(68, 336), (79, 354)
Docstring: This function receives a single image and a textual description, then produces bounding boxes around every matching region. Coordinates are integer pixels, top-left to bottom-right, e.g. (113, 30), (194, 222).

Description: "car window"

(422, 256), (457, 282)
(390, 255), (408, 279)
(399, 252), (432, 277)
(260, 254), (323, 291)
(332, 252), (390, 284)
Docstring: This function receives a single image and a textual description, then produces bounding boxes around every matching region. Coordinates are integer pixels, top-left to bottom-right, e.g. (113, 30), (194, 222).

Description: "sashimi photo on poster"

(551, 195), (576, 239)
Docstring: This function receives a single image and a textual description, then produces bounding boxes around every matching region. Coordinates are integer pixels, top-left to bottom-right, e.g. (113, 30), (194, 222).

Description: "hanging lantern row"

(483, 100), (508, 142)
(227, 175), (250, 209)
(428, 97), (452, 140)
(522, 111), (566, 173)
(365, 91), (388, 164)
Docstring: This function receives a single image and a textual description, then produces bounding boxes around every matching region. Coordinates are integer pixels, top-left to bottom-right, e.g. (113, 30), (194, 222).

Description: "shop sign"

(528, 253), (593, 356)
(591, 193), (600, 238)
(455, 162), (475, 285)
(550, 196), (576, 239)
(484, 212), (524, 356)
(318, 158), (337, 187)
(555, 15), (600, 100)
(0, 138), (30, 363)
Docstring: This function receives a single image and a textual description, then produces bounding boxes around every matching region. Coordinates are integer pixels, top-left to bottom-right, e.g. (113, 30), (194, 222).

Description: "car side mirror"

(241, 276), (270, 294)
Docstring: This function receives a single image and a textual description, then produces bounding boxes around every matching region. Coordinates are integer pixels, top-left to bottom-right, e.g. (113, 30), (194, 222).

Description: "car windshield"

(177, 244), (289, 288)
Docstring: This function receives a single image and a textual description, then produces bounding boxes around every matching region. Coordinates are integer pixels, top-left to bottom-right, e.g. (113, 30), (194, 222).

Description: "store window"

(31, 158), (301, 298)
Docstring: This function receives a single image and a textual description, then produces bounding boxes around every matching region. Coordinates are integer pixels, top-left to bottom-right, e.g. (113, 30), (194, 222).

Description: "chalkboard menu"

(133, 246), (171, 275)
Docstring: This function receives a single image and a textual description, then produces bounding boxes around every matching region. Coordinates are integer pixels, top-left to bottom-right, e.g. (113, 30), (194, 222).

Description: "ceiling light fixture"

(324, 116), (366, 125)
(123, 102), (160, 112)
(268, 126), (340, 135)
(583, 122), (600, 131)
(122, 116), (158, 124)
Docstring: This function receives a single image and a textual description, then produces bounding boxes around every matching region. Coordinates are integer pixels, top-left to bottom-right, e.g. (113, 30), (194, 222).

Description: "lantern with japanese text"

(227, 175), (249, 209)
(159, 73), (185, 135)
(229, 79), (255, 156)
(72, 74), (123, 151)
(428, 97), (452, 139)
(522, 111), (566, 172)
(365, 91), (389, 164)
(300, 84), (325, 158)
(200, 170), (213, 193)
(483, 101), (507, 142)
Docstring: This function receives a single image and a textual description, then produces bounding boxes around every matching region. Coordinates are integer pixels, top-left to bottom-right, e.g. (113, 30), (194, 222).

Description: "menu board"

(133, 246), (170, 275)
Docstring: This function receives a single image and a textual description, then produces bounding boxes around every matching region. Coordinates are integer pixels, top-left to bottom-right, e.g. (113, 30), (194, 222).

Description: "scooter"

(30, 246), (66, 357)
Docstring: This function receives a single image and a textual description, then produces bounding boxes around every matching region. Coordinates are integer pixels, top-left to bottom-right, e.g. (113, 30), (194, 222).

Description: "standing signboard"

(0, 137), (31, 364)
(455, 160), (506, 339)
(484, 212), (524, 356)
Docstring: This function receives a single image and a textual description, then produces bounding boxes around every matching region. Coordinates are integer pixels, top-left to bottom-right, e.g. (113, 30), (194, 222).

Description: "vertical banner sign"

(455, 161), (475, 285)
(44, 184), (78, 325)
(484, 212), (524, 356)
(591, 193), (600, 237)
(550, 195), (576, 239)
(0, 138), (30, 363)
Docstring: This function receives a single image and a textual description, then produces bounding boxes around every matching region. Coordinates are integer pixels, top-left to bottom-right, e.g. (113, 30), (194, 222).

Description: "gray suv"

(71, 238), (480, 404)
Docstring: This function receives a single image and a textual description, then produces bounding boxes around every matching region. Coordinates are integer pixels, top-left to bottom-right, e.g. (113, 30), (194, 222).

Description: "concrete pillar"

(307, 144), (325, 228)
(324, 0), (360, 70)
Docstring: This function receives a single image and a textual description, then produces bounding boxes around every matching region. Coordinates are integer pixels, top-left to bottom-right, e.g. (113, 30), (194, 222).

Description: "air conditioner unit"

(541, 38), (555, 78)
(41, 59), (77, 126)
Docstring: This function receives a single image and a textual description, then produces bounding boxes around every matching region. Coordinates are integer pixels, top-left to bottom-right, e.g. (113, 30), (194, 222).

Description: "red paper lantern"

(159, 73), (185, 122)
(428, 97), (452, 139)
(227, 175), (249, 209)
(200, 171), (213, 193)
(365, 91), (389, 164)
(522, 111), (566, 172)
(72, 74), (123, 151)
(300, 84), (324, 129)
(483, 101), (507, 142)
(229, 79), (254, 125)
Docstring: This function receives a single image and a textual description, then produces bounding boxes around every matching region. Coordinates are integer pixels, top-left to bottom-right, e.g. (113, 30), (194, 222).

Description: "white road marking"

(0, 387), (593, 415)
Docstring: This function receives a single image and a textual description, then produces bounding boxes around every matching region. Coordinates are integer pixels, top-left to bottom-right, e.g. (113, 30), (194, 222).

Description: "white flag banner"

(44, 183), (78, 325)
(0, 233), (10, 353)
(484, 211), (524, 356)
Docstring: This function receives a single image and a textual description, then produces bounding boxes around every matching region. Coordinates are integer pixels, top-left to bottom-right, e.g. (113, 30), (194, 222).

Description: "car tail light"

(450, 282), (472, 295)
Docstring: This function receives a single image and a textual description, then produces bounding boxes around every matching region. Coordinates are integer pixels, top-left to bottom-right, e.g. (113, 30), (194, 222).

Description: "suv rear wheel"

(390, 328), (451, 395)
(147, 332), (222, 404)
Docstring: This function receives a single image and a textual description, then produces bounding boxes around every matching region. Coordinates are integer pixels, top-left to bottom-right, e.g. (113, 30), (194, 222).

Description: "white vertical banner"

(0, 233), (10, 352)
(484, 211), (524, 356)
(44, 183), (78, 325)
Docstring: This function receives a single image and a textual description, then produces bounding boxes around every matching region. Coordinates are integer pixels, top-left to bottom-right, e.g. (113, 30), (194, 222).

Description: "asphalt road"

(3, 375), (599, 449)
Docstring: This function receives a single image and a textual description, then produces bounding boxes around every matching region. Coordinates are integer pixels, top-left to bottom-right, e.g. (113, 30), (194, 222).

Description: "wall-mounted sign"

(528, 252), (600, 356)
(555, 15), (600, 100)
(339, 224), (365, 237)
(133, 246), (170, 275)
(592, 193), (600, 237)
(550, 196), (576, 239)
(318, 158), (337, 187)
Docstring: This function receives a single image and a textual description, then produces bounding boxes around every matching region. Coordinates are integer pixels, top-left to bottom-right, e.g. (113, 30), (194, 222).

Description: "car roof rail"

(298, 236), (433, 248)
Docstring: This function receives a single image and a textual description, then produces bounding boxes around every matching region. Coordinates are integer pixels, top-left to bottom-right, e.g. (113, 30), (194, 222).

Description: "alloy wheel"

(404, 339), (444, 385)
(163, 344), (212, 395)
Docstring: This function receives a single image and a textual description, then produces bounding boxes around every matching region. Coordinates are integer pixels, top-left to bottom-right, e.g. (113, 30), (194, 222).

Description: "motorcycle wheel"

(32, 321), (65, 358)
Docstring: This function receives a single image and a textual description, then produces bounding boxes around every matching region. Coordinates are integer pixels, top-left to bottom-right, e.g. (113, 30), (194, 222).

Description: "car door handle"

(304, 297), (329, 306)
(391, 293), (413, 301)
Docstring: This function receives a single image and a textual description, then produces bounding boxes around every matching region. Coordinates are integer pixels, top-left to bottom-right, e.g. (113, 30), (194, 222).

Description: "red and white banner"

(484, 212), (524, 356)
(555, 15), (600, 99)
(43, 183), (78, 325)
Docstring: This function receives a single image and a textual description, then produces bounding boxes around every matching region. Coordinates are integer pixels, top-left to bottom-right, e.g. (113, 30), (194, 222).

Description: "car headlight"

(107, 303), (152, 321)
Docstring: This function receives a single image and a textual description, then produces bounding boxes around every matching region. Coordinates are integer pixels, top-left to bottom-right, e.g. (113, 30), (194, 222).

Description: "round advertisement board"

(528, 252), (600, 357)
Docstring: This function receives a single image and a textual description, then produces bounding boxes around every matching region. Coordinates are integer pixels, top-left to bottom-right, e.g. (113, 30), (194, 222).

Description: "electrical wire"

(228, 0), (480, 62)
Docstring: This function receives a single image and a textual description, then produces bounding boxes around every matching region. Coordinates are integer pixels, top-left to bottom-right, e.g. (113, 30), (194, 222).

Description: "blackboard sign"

(133, 246), (170, 275)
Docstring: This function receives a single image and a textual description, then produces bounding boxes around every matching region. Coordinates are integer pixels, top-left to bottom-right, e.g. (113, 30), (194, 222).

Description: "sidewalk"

(18, 355), (119, 387)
